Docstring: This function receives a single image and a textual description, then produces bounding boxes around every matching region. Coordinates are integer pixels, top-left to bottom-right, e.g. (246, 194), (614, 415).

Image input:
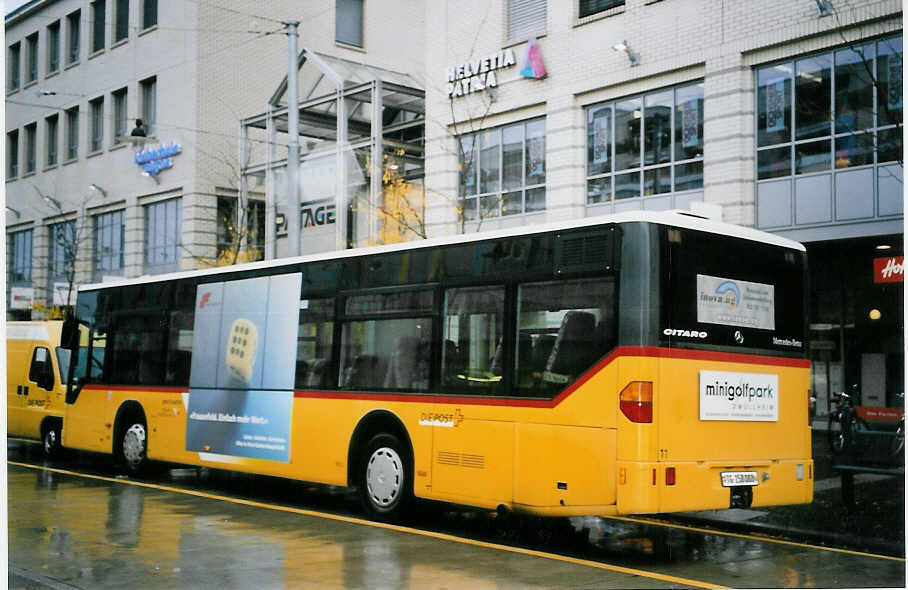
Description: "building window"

(459, 118), (546, 219)
(7, 130), (19, 178)
(9, 229), (33, 284)
(336, 0), (363, 47)
(579, 0), (623, 18)
(89, 97), (104, 152)
(507, 0), (546, 41)
(91, 0), (105, 53)
(46, 114), (58, 166)
(217, 197), (265, 261)
(67, 10), (80, 64)
(8, 42), (21, 91)
(25, 33), (38, 84)
(142, 0), (158, 29)
(47, 21), (61, 73)
(144, 198), (182, 273)
(585, 81), (704, 204)
(112, 88), (127, 144)
(65, 106), (79, 160)
(115, 0), (129, 42)
(756, 35), (903, 180)
(141, 76), (156, 135)
(24, 123), (37, 174)
(94, 210), (124, 280)
(49, 220), (76, 285)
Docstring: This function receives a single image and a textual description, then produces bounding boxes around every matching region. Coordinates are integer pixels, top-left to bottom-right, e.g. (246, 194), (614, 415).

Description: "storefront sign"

(10, 287), (34, 310)
(301, 200), (335, 228)
(446, 48), (517, 98)
(873, 256), (903, 283)
(134, 141), (182, 176)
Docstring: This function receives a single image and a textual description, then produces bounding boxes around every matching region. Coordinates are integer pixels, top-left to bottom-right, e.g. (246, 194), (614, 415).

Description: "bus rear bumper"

(616, 459), (814, 515)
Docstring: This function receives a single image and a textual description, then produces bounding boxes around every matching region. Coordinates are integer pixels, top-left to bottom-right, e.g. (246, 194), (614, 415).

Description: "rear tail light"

(665, 467), (676, 486)
(620, 381), (653, 423)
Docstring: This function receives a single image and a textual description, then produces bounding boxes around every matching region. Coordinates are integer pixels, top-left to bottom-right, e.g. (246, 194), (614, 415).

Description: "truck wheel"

(42, 422), (61, 457)
(359, 433), (412, 522)
(120, 420), (148, 475)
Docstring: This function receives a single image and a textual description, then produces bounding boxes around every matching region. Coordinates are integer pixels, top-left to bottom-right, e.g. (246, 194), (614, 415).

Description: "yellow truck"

(6, 321), (69, 455)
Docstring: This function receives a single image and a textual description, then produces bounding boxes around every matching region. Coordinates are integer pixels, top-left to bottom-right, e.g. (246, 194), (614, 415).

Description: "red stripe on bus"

(293, 346), (809, 408)
(77, 346), (807, 407)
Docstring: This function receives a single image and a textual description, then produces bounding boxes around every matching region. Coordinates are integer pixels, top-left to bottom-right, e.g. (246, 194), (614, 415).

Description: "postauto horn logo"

(715, 280), (740, 308)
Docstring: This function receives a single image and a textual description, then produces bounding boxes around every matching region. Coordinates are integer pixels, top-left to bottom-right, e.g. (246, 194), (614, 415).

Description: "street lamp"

(88, 183), (108, 198)
(43, 194), (62, 209)
(612, 40), (639, 67)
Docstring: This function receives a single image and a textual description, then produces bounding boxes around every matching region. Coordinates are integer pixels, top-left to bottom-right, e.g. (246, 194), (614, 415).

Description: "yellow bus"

(62, 211), (813, 521)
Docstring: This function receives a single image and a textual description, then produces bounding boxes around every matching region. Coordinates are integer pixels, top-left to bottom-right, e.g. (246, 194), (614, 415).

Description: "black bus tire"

(359, 433), (412, 522)
(42, 420), (62, 458)
(119, 418), (149, 475)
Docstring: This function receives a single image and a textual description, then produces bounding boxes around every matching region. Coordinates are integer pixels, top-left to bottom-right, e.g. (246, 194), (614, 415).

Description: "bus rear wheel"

(119, 420), (148, 475)
(359, 433), (412, 522)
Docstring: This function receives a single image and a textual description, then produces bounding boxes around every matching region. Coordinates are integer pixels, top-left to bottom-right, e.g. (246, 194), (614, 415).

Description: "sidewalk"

(670, 427), (905, 556)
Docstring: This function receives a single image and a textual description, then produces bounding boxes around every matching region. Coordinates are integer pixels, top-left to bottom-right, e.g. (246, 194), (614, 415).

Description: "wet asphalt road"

(7, 440), (906, 589)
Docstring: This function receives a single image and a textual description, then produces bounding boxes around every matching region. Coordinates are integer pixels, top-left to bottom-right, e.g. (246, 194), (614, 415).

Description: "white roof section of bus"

(78, 210), (805, 292)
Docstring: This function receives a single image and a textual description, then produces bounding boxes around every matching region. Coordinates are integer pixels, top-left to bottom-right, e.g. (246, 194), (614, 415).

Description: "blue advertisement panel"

(185, 273), (301, 462)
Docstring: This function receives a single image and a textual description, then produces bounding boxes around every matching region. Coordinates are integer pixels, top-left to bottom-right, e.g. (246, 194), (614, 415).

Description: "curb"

(665, 513), (904, 558)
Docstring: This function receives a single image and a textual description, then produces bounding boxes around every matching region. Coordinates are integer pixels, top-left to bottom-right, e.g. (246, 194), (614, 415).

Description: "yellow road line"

(606, 515), (906, 563)
(9, 461), (723, 590)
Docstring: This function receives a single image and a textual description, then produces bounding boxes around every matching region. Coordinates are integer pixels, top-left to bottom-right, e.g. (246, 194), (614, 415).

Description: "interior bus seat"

(515, 333), (535, 387)
(343, 354), (386, 389)
(545, 311), (598, 380)
(384, 336), (429, 390)
(305, 358), (328, 388)
(295, 359), (310, 388)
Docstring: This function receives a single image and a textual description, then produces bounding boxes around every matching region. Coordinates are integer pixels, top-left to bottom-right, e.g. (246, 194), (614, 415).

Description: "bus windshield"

(661, 226), (807, 356)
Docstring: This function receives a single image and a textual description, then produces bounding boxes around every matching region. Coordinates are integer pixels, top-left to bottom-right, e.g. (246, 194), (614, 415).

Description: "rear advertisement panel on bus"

(185, 273), (302, 462)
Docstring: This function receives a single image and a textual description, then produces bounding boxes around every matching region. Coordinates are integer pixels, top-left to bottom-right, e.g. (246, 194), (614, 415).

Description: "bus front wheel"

(119, 420), (148, 475)
(359, 433), (412, 522)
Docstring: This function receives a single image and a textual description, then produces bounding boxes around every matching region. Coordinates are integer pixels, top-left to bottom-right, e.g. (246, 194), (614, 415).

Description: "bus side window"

(296, 298), (336, 389)
(339, 290), (433, 392)
(442, 286), (505, 394)
(516, 278), (616, 396)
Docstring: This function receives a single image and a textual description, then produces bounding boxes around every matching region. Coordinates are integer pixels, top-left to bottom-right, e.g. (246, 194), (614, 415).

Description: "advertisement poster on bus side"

(696, 274), (775, 330)
(185, 273), (301, 462)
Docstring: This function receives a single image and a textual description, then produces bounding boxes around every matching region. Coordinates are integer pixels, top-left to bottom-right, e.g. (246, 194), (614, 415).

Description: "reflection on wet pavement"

(8, 441), (906, 589)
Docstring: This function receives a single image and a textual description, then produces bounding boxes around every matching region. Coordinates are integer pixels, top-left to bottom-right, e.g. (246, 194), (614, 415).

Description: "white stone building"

(5, 0), (424, 312)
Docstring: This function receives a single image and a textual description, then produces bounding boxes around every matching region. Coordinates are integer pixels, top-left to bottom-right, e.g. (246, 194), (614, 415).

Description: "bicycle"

(828, 390), (857, 454)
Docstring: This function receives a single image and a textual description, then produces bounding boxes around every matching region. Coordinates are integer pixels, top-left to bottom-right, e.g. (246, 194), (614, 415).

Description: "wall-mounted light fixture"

(141, 170), (161, 184)
(815, 0), (832, 17)
(612, 40), (639, 67)
(6, 205), (21, 219)
(275, 212), (287, 230)
(88, 183), (108, 198)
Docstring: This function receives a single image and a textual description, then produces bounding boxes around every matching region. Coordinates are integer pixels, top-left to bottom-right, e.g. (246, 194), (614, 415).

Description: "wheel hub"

(123, 423), (146, 466)
(366, 447), (402, 507)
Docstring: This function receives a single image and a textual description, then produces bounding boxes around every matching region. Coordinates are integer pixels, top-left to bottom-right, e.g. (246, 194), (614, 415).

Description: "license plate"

(720, 471), (759, 487)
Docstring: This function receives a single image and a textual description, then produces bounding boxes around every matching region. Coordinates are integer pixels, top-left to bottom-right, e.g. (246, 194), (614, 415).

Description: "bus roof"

(78, 210), (805, 293)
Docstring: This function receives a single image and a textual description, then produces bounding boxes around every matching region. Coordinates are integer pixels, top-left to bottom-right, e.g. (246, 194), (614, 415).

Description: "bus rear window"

(661, 229), (806, 356)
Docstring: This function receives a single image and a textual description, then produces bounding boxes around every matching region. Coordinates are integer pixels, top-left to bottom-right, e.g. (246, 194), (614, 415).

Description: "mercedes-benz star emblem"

(734, 331), (744, 344)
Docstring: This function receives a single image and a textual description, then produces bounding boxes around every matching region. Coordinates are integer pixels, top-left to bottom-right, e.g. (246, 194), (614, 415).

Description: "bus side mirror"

(62, 314), (79, 350)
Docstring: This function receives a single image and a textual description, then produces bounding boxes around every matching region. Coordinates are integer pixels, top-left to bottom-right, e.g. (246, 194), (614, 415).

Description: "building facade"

(7, 0), (903, 414)
(419, 0), (902, 414)
(5, 0), (424, 309)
